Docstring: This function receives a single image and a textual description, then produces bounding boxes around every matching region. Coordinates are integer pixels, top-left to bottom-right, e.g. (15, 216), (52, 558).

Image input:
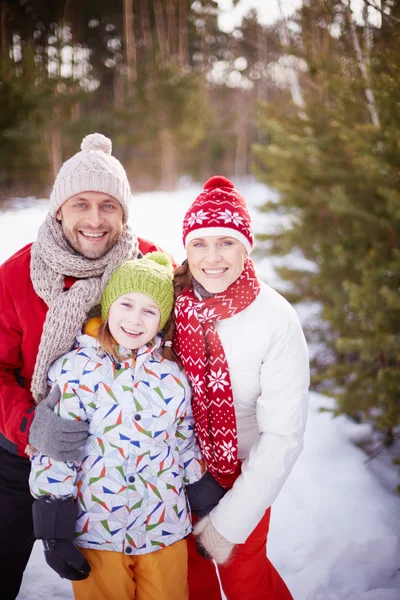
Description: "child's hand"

(193, 515), (235, 564)
(43, 539), (91, 581)
(33, 496), (90, 579)
(186, 471), (227, 517)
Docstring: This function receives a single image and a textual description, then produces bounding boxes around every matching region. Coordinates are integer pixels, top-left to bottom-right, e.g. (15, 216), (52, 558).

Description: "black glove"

(29, 385), (89, 462)
(33, 495), (91, 581)
(43, 539), (91, 581)
(186, 471), (228, 518)
(186, 472), (229, 559)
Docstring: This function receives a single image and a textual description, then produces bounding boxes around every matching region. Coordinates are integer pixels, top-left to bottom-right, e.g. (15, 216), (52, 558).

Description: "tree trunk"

(167, 0), (177, 60)
(159, 129), (177, 190)
(51, 109), (62, 180)
(0, 2), (8, 57)
(178, 0), (188, 67)
(277, 0), (306, 117)
(257, 25), (268, 103)
(140, 0), (153, 67)
(71, 102), (81, 122)
(123, 0), (137, 84)
(363, 0), (373, 63)
(154, 0), (168, 61)
(114, 67), (125, 110)
(235, 92), (249, 177)
(347, 2), (380, 128)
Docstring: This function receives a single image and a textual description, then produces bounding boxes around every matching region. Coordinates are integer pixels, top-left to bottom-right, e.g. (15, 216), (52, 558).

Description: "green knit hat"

(101, 252), (174, 331)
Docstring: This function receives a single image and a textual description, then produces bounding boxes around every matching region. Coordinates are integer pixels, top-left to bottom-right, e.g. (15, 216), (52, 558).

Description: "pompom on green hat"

(101, 252), (174, 331)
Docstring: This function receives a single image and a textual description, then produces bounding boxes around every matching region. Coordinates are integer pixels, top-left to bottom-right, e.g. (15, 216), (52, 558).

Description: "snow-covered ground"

(0, 180), (399, 600)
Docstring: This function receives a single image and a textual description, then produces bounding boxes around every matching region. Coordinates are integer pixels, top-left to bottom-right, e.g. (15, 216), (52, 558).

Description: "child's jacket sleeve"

(29, 362), (89, 500)
(175, 375), (204, 485)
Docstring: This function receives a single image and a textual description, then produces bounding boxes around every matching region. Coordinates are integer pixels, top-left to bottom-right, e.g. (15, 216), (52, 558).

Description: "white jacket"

(208, 282), (309, 544)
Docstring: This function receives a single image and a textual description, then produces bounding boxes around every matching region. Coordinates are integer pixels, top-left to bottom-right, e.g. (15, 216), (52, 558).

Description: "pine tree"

(253, 0), (400, 446)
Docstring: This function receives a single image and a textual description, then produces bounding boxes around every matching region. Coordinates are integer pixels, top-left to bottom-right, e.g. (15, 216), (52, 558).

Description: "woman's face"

(186, 235), (247, 294)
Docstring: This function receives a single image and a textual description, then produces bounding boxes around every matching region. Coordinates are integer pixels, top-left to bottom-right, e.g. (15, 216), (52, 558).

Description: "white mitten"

(193, 515), (235, 564)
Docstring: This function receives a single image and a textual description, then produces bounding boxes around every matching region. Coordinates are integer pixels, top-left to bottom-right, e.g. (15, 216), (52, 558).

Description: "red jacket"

(0, 238), (164, 457)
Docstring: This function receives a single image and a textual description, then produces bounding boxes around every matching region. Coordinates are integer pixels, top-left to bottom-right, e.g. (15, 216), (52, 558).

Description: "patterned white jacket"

(29, 328), (203, 556)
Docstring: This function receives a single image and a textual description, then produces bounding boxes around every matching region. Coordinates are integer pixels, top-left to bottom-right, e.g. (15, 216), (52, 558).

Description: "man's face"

(56, 191), (124, 259)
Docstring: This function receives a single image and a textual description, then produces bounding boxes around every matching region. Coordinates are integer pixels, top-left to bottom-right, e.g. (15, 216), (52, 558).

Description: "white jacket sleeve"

(209, 308), (310, 544)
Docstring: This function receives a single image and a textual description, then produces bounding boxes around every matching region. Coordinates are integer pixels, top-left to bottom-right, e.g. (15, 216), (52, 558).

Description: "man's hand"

(29, 385), (89, 462)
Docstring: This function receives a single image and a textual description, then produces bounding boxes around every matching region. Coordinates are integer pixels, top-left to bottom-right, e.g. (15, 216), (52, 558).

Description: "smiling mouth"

(202, 268), (228, 275)
(79, 230), (108, 240)
(121, 326), (143, 337)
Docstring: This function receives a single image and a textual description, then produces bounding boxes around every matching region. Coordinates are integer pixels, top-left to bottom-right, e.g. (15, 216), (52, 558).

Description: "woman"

(173, 176), (310, 600)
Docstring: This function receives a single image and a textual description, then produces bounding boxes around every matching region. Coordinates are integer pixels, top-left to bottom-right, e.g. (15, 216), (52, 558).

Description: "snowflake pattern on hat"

(182, 176), (253, 253)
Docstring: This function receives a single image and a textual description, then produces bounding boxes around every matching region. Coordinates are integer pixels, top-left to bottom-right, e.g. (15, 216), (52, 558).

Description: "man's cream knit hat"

(49, 133), (132, 223)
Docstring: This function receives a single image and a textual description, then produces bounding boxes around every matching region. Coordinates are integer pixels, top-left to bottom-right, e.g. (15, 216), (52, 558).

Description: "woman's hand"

(193, 515), (235, 564)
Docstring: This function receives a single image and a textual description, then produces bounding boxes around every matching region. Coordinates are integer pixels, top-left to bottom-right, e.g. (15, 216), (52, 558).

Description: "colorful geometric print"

(29, 333), (204, 556)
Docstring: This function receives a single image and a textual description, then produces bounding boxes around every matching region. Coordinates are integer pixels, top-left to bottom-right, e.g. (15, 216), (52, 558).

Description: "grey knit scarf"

(30, 214), (138, 402)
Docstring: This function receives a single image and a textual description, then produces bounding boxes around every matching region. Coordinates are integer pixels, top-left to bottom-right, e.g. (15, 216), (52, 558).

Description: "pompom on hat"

(182, 176), (253, 253)
(101, 252), (174, 331)
(49, 133), (132, 223)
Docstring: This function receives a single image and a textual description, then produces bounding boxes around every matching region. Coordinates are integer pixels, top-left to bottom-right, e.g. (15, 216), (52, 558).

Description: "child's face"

(108, 292), (161, 350)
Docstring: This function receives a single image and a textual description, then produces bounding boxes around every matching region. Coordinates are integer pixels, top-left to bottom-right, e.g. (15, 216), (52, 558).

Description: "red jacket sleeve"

(138, 237), (178, 270)
(0, 266), (35, 455)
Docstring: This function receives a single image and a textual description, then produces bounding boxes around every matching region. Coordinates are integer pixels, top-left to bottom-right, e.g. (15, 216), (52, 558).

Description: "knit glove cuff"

(193, 515), (235, 564)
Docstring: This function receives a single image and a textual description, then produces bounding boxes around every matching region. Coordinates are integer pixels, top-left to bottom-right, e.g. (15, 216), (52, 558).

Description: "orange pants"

(72, 539), (188, 600)
(187, 509), (293, 600)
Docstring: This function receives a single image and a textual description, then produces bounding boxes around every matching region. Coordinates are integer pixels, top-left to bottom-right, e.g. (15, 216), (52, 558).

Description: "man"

(0, 133), (163, 599)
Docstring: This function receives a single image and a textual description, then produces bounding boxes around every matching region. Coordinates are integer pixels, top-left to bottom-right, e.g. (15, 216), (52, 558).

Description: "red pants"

(187, 509), (293, 600)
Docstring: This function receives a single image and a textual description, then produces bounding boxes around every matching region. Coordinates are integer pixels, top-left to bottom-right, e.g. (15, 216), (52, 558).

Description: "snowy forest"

(1, 0), (398, 486)
(1, 1), (400, 598)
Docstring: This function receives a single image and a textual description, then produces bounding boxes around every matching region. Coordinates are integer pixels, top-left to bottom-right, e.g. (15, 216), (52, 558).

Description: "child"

(29, 252), (204, 600)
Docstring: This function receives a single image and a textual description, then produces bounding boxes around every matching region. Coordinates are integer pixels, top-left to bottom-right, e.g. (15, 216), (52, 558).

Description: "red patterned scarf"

(174, 258), (260, 488)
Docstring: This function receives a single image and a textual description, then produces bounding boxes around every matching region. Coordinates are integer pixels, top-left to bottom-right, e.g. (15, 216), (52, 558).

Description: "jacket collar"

(77, 317), (164, 368)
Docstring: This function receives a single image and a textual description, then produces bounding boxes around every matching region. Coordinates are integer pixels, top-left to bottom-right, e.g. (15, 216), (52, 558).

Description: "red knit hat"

(182, 176), (253, 253)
